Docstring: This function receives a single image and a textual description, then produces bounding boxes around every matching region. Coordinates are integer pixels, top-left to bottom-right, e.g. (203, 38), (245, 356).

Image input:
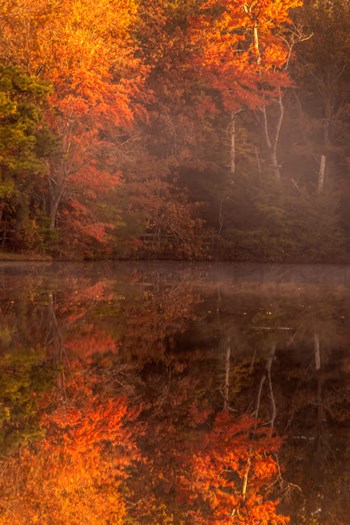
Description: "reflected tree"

(0, 358), (142, 524)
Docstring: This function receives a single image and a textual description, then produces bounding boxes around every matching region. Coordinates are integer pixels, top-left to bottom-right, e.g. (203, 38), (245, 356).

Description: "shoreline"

(2, 251), (350, 265)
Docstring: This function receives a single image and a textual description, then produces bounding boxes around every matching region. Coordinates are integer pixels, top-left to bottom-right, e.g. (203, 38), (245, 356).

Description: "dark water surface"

(0, 261), (349, 524)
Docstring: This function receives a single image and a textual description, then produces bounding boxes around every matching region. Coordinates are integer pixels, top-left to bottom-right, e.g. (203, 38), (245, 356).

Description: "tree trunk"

(314, 332), (321, 371)
(229, 114), (236, 181)
(49, 198), (59, 230)
(250, 6), (284, 179)
(318, 155), (326, 194)
(228, 110), (243, 183)
(266, 343), (277, 432)
(49, 184), (65, 230)
(223, 336), (231, 410)
(262, 94), (284, 179)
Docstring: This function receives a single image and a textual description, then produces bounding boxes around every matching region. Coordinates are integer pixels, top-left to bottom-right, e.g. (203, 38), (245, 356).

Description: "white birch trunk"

(318, 155), (326, 194)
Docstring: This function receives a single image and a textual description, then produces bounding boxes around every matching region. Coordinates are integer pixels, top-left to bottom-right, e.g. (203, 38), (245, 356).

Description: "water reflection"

(0, 262), (349, 524)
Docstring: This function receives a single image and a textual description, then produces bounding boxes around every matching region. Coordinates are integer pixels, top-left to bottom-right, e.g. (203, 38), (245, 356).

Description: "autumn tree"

(0, 0), (147, 255)
(191, 0), (302, 181)
(180, 411), (289, 524)
(0, 362), (142, 524)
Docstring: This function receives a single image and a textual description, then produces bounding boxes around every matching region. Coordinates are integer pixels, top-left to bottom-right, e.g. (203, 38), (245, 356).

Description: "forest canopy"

(0, 0), (349, 262)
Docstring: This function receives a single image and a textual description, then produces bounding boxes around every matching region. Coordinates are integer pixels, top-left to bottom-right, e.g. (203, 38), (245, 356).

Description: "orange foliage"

(0, 0), (145, 123)
(0, 367), (142, 525)
(182, 411), (290, 524)
(0, 0), (148, 243)
(191, 0), (302, 112)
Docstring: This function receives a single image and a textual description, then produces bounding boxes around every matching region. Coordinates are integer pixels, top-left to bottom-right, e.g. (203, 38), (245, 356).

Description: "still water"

(0, 261), (349, 524)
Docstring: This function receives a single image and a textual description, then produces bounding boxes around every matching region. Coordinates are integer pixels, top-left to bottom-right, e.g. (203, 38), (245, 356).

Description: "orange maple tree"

(0, 0), (148, 250)
(0, 365), (142, 524)
(191, 0), (302, 112)
(188, 0), (302, 181)
(181, 411), (289, 524)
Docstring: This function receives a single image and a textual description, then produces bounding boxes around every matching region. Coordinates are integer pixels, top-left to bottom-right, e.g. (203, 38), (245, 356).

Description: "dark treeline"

(0, 0), (349, 261)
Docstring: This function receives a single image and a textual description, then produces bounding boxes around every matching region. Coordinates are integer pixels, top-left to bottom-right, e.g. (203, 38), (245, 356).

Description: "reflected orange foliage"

(182, 411), (289, 524)
(120, 284), (200, 360)
(65, 331), (117, 360)
(0, 366), (142, 525)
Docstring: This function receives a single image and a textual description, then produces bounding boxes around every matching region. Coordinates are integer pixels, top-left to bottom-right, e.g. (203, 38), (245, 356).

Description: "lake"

(0, 261), (349, 524)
